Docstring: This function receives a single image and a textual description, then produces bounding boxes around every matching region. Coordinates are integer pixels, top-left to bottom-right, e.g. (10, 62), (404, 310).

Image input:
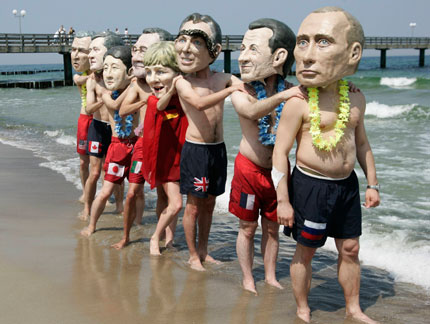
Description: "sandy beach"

(0, 142), (429, 324)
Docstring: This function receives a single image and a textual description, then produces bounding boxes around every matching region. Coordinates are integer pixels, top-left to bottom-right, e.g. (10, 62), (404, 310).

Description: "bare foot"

(78, 194), (85, 204)
(202, 254), (222, 265)
(149, 237), (161, 256)
(113, 207), (124, 215)
(111, 238), (129, 250)
(165, 239), (174, 249)
(80, 226), (95, 238)
(188, 257), (206, 271)
(242, 279), (258, 295)
(134, 215), (142, 225)
(296, 307), (311, 323)
(77, 211), (89, 221)
(265, 279), (284, 290)
(346, 312), (380, 324)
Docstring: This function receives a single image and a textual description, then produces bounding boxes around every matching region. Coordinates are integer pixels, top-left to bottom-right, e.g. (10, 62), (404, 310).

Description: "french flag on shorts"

(240, 192), (255, 210)
(302, 220), (326, 241)
(107, 163), (125, 177)
(89, 141), (101, 154)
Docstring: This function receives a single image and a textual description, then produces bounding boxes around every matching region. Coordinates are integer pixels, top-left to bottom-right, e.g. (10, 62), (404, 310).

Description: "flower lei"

(308, 79), (350, 151)
(112, 90), (134, 138)
(250, 75), (286, 146)
(80, 71), (87, 108)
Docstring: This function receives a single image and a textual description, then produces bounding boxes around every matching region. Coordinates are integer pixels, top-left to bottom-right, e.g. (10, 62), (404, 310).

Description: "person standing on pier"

(174, 13), (247, 271)
(273, 7), (380, 323)
(229, 18), (302, 294)
(71, 31), (93, 203)
(79, 31), (124, 221)
(111, 28), (173, 250)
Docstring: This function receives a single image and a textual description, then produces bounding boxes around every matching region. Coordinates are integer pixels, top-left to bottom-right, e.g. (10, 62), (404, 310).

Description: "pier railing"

(1, 33), (429, 53)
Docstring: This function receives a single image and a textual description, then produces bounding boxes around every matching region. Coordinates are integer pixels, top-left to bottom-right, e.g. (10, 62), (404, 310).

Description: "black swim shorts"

(180, 140), (227, 198)
(86, 119), (112, 158)
(288, 166), (362, 248)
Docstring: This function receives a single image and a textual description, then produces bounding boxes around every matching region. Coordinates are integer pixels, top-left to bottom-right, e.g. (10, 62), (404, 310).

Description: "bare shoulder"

(214, 71), (235, 85)
(285, 96), (307, 112)
(349, 90), (366, 110)
(231, 88), (255, 106)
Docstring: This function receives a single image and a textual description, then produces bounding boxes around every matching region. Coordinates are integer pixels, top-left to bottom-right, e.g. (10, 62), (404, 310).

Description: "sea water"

(0, 56), (429, 291)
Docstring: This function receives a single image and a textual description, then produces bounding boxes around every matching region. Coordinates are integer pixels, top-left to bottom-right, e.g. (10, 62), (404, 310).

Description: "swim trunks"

(76, 113), (93, 155)
(229, 152), (277, 222)
(103, 136), (137, 184)
(128, 136), (145, 184)
(180, 140), (227, 198)
(86, 118), (112, 158)
(142, 95), (188, 188)
(287, 166), (362, 248)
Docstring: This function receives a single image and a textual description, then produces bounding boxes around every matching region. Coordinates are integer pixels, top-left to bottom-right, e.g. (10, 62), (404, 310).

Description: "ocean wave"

(380, 77), (417, 88)
(323, 229), (430, 290)
(43, 129), (75, 146)
(365, 101), (416, 118)
(56, 135), (75, 146)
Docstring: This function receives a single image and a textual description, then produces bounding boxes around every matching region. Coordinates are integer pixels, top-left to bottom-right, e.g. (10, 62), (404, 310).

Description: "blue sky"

(1, 0), (429, 64)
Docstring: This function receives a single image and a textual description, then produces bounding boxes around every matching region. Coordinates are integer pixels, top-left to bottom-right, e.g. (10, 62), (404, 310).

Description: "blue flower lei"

(250, 75), (286, 146)
(112, 90), (133, 138)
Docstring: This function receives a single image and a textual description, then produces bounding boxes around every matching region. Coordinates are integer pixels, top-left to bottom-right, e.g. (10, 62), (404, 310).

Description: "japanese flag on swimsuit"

(107, 162), (125, 177)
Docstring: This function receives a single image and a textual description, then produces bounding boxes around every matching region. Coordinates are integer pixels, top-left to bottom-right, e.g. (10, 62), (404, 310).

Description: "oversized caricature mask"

(238, 28), (281, 83)
(175, 20), (218, 73)
(294, 9), (363, 88)
(71, 37), (91, 72)
(103, 56), (130, 90)
(88, 37), (107, 72)
(132, 33), (161, 78)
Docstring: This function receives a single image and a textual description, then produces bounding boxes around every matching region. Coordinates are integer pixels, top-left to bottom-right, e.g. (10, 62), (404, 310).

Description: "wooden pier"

(1, 33), (429, 87)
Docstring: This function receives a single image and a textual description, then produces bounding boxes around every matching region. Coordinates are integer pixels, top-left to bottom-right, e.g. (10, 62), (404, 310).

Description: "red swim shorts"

(229, 152), (277, 222)
(128, 136), (145, 184)
(76, 113), (93, 155)
(103, 136), (137, 184)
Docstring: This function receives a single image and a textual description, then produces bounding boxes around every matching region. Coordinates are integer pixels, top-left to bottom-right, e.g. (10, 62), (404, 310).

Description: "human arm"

(354, 94), (380, 208)
(272, 97), (305, 227)
(118, 82), (147, 117)
(101, 87), (129, 111)
(175, 76), (247, 111)
(231, 85), (306, 120)
(73, 73), (89, 86)
(156, 75), (182, 111)
(85, 76), (104, 114)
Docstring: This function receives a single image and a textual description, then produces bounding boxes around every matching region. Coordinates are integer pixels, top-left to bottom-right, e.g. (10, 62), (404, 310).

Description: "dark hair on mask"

(249, 18), (296, 77)
(142, 27), (173, 41)
(104, 46), (132, 70)
(179, 12), (222, 48)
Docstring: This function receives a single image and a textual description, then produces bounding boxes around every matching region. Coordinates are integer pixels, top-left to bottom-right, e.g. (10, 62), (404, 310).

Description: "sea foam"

(365, 101), (416, 118)
(380, 77), (417, 88)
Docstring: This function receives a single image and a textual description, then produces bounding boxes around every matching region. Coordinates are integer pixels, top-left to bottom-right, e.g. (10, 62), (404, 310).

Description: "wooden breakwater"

(0, 79), (69, 89)
(0, 69), (63, 75)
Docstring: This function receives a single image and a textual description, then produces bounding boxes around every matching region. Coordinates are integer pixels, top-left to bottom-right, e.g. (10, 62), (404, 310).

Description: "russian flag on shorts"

(240, 192), (255, 211)
(89, 141), (101, 153)
(302, 220), (326, 241)
(107, 163), (125, 177)
(130, 161), (142, 174)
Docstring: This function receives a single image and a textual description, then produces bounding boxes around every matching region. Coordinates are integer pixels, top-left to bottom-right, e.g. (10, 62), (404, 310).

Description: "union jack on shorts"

(193, 177), (209, 192)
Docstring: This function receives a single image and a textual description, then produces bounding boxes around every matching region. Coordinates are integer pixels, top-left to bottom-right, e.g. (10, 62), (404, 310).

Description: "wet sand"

(0, 142), (429, 324)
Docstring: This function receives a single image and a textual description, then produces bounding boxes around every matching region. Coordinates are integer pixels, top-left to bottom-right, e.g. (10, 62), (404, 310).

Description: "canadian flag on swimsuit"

(142, 95), (188, 189)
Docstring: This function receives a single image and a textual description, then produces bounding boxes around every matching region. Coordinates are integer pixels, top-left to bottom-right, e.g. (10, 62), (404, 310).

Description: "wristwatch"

(366, 184), (380, 192)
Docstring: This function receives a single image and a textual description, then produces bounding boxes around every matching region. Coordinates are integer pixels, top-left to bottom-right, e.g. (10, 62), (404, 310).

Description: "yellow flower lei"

(80, 71), (88, 109)
(308, 79), (350, 151)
